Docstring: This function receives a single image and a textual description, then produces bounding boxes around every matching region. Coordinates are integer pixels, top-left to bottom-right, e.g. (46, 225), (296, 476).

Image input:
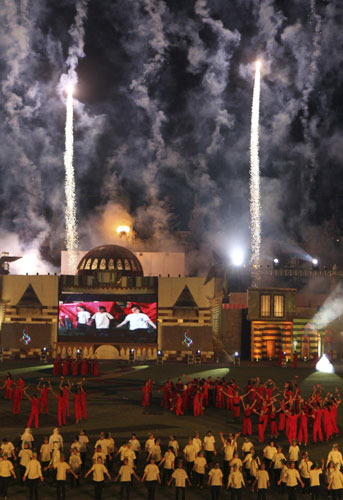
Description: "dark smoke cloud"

(0, 0), (342, 274)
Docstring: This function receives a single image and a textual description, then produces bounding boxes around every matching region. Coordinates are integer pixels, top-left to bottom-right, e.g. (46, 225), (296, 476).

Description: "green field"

(0, 359), (341, 499)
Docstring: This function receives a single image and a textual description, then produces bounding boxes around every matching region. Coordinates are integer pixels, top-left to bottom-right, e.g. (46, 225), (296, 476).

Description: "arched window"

(124, 259), (131, 270)
(108, 258), (115, 270)
(84, 258), (92, 270)
(99, 258), (107, 270)
(116, 259), (123, 270)
(130, 259), (137, 270)
(79, 259), (86, 270)
(91, 258), (99, 270)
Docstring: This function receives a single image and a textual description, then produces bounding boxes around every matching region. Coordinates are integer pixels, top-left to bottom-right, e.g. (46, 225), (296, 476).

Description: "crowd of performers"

(52, 354), (99, 377)
(1, 425), (343, 500)
(0, 373), (88, 429)
(148, 375), (342, 447)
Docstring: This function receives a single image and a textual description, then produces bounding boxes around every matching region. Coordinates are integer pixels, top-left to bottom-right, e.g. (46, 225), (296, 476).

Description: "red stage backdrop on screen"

(59, 301), (157, 328)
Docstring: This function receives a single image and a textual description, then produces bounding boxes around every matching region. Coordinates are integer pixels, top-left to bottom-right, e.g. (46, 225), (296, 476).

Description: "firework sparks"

(64, 84), (78, 271)
(250, 60), (261, 285)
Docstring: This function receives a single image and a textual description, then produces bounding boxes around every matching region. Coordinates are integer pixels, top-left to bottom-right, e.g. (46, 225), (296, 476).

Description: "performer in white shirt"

(208, 462), (223, 500)
(141, 458), (161, 500)
(76, 306), (91, 331)
(92, 307), (114, 332)
(114, 457), (140, 500)
(85, 456), (111, 500)
(23, 452), (44, 500)
(117, 306), (156, 331)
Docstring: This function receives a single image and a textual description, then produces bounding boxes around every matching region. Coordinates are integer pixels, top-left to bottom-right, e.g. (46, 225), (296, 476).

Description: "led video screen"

(58, 295), (157, 343)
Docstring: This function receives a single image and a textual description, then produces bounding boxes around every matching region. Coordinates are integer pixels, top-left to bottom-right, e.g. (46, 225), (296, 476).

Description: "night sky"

(0, 0), (342, 273)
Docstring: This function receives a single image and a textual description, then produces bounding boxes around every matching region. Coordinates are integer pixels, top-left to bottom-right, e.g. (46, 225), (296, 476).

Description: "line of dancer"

(1, 425), (343, 500)
(153, 375), (341, 446)
(0, 373), (88, 429)
(52, 354), (99, 377)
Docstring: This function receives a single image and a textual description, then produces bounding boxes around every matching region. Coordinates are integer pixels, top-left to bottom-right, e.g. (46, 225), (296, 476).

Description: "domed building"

(77, 245), (143, 277)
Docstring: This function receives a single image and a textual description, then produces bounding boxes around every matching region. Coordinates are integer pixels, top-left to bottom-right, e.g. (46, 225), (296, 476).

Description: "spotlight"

(129, 348), (135, 364)
(157, 349), (163, 365)
(312, 258), (319, 270)
(195, 350), (201, 365)
(76, 348), (82, 355)
(273, 258), (280, 269)
(234, 352), (240, 366)
(231, 248), (244, 267)
(40, 347), (48, 363)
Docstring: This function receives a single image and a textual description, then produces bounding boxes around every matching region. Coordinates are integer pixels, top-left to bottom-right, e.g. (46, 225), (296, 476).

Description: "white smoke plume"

(312, 284), (343, 330)
(194, 0), (240, 155)
(0, 0), (343, 276)
(129, 0), (171, 238)
(59, 0), (89, 90)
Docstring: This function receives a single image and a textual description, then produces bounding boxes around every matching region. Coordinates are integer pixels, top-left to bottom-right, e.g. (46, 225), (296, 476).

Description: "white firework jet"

(249, 61), (261, 285)
(64, 84), (78, 272)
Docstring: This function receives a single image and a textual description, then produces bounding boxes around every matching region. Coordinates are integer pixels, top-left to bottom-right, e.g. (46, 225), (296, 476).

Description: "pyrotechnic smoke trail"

(302, 0), (321, 160)
(60, 0), (89, 271)
(64, 84), (78, 271)
(250, 61), (261, 285)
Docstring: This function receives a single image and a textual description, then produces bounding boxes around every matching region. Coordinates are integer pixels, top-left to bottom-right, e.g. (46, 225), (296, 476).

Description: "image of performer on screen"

(91, 306), (114, 334)
(76, 306), (91, 332)
(116, 305), (156, 331)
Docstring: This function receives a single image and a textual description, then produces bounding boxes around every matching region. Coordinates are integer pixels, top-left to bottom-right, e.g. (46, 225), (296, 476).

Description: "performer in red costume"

(80, 380), (87, 420)
(49, 382), (66, 426)
(293, 351), (298, 368)
(73, 385), (82, 424)
(53, 355), (62, 376)
(330, 389), (341, 435)
(241, 399), (256, 436)
(269, 404), (280, 439)
(323, 403), (334, 441)
(160, 381), (171, 409)
(92, 357), (99, 377)
(24, 390), (40, 429)
(310, 403), (323, 443)
(174, 392), (184, 416)
(71, 358), (78, 377)
(278, 349), (283, 368)
(80, 358), (89, 377)
(278, 400), (286, 432)
(62, 357), (71, 376)
(59, 377), (71, 417)
(224, 389), (251, 422)
(193, 390), (204, 417)
(0, 373), (14, 399)
(285, 409), (299, 445)
(37, 378), (50, 415)
(142, 382), (150, 408)
(12, 381), (28, 415)
(297, 407), (309, 446)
